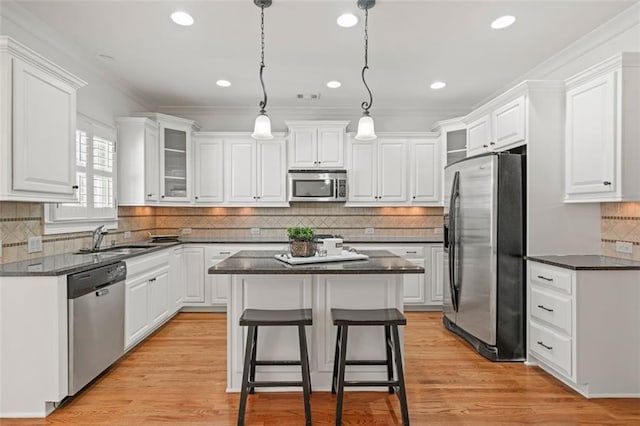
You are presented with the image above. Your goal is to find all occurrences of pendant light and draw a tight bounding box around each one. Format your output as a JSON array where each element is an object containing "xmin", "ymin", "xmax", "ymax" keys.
[
  {"xmin": 251, "ymin": 0, "xmax": 274, "ymax": 140},
  {"xmin": 354, "ymin": 0, "xmax": 376, "ymax": 141}
]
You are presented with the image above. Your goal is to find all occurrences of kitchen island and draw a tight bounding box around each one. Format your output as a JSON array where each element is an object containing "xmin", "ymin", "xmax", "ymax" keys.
[{"xmin": 208, "ymin": 250, "xmax": 424, "ymax": 392}]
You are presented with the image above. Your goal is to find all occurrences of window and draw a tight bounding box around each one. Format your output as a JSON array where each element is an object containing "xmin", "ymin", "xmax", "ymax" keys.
[{"xmin": 44, "ymin": 114, "xmax": 118, "ymax": 234}]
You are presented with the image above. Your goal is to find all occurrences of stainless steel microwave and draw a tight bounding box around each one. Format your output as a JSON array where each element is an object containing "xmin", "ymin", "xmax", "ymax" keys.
[{"xmin": 288, "ymin": 169, "xmax": 347, "ymax": 202}]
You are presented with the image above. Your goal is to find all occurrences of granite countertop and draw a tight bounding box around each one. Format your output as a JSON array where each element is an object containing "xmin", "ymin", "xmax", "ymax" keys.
[
  {"xmin": 527, "ymin": 255, "xmax": 640, "ymax": 270},
  {"xmin": 208, "ymin": 250, "xmax": 425, "ymax": 275},
  {"xmin": 180, "ymin": 236, "xmax": 443, "ymax": 244}
]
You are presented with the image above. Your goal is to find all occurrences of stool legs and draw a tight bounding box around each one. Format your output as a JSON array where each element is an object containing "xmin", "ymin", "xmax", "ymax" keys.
[
  {"xmin": 331, "ymin": 325, "xmax": 342, "ymax": 394},
  {"xmin": 298, "ymin": 325, "xmax": 312, "ymax": 426},
  {"xmin": 249, "ymin": 326, "xmax": 258, "ymax": 394},
  {"xmin": 238, "ymin": 325, "xmax": 256, "ymax": 426},
  {"xmin": 391, "ymin": 325, "xmax": 410, "ymax": 426},
  {"xmin": 385, "ymin": 325, "xmax": 395, "ymax": 395},
  {"xmin": 335, "ymin": 325, "xmax": 349, "ymax": 426}
]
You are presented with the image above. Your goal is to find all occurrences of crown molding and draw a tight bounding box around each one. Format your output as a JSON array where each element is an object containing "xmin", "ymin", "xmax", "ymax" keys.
[{"xmin": 0, "ymin": 1, "xmax": 154, "ymax": 111}]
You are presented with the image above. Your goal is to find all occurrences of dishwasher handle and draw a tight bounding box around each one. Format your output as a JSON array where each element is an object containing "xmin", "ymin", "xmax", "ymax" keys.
[{"xmin": 96, "ymin": 288, "xmax": 110, "ymax": 297}]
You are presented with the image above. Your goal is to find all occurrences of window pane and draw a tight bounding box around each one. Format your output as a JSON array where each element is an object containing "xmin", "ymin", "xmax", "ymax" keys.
[
  {"xmin": 76, "ymin": 130, "xmax": 88, "ymax": 167},
  {"xmin": 93, "ymin": 175, "xmax": 113, "ymax": 209},
  {"xmin": 93, "ymin": 136, "xmax": 114, "ymax": 172}
]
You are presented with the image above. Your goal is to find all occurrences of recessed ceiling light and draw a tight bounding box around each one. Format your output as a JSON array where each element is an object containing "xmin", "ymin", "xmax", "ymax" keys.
[
  {"xmin": 430, "ymin": 81, "xmax": 447, "ymax": 90},
  {"xmin": 491, "ymin": 15, "xmax": 516, "ymax": 29},
  {"xmin": 216, "ymin": 80, "xmax": 231, "ymax": 87},
  {"xmin": 337, "ymin": 13, "xmax": 358, "ymax": 28},
  {"xmin": 171, "ymin": 11, "xmax": 194, "ymax": 26},
  {"xmin": 326, "ymin": 81, "xmax": 342, "ymax": 89}
]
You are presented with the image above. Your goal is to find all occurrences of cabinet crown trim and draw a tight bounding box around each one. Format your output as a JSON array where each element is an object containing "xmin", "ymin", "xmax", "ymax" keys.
[
  {"xmin": 565, "ymin": 52, "xmax": 640, "ymax": 89},
  {"xmin": 0, "ymin": 36, "xmax": 87, "ymax": 88},
  {"xmin": 134, "ymin": 112, "xmax": 201, "ymax": 131},
  {"xmin": 285, "ymin": 120, "xmax": 349, "ymax": 128}
]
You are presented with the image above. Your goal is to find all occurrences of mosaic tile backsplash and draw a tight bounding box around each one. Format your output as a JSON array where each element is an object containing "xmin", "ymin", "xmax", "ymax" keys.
[
  {"xmin": 0, "ymin": 202, "xmax": 443, "ymax": 263},
  {"xmin": 601, "ymin": 202, "xmax": 640, "ymax": 261}
]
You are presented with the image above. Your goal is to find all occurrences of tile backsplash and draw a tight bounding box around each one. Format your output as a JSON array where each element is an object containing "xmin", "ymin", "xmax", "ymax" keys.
[
  {"xmin": 601, "ymin": 202, "xmax": 640, "ymax": 261},
  {"xmin": 0, "ymin": 202, "xmax": 443, "ymax": 263}
]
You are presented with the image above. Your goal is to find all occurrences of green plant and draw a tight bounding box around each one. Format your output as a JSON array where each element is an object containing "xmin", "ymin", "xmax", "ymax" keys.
[{"xmin": 287, "ymin": 226, "xmax": 315, "ymax": 241}]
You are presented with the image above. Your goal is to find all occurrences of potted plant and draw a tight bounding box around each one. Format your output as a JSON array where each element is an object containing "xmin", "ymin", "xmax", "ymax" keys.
[{"xmin": 287, "ymin": 226, "xmax": 317, "ymax": 257}]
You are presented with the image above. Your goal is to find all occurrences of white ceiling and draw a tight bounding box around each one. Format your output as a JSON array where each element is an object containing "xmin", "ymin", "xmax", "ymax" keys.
[{"xmin": 12, "ymin": 0, "xmax": 637, "ymax": 111}]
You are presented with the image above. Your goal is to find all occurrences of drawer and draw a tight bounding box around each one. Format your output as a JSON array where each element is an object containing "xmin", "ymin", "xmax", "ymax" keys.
[
  {"xmin": 530, "ymin": 320, "xmax": 572, "ymax": 377},
  {"xmin": 209, "ymin": 248, "xmax": 239, "ymax": 259},
  {"xmin": 530, "ymin": 286, "xmax": 572, "ymax": 335},
  {"xmin": 530, "ymin": 262, "xmax": 572, "ymax": 294},
  {"xmin": 388, "ymin": 247, "xmax": 425, "ymax": 258},
  {"xmin": 125, "ymin": 249, "xmax": 170, "ymax": 277}
]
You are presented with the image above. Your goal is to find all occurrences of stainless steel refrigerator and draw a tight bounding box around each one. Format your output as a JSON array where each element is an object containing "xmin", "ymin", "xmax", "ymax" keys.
[{"xmin": 443, "ymin": 152, "xmax": 525, "ymax": 361}]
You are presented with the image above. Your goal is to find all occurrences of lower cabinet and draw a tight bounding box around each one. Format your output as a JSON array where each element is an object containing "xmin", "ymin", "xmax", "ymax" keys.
[
  {"xmin": 182, "ymin": 246, "xmax": 206, "ymax": 305},
  {"xmin": 526, "ymin": 260, "xmax": 640, "ymax": 397}
]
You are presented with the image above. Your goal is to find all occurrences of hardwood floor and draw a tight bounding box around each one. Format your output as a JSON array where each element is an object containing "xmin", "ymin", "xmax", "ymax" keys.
[{"xmin": 3, "ymin": 312, "xmax": 638, "ymax": 425}]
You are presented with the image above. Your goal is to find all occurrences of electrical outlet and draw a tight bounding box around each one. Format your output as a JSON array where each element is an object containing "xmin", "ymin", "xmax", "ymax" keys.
[
  {"xmin": 615, "ymin": 241, "xmax": 633, "ymax": 254},
  {"xmin": 250, "ymin": 228, "xmax": 260, "ymax": 235},
  {"xmin": 124, "ymin": 231, "xmax": 132, "ymax": 239},
  {"xmin": 365, "ymin": 228, "xmax": 375, "ymax": 235},
  {"xmin": 434, "ymin": 228, "xmax": 443, "ymax": 234},
  {"xmin": 0, "ymin": 239, "xmax": 3, "ymax": 258},
  {"xmin": 28, "ymin": 236, "xmax": 43, "ymax": 253},
  {"xmin": 181, "ymin": 228, "xmax": 192, "ymax": 235}
]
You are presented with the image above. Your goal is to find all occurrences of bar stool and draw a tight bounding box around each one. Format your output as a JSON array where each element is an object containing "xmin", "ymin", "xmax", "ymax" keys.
[
  {"xmin": 237, "ymin": 308, "xmax": 313, "ymax": 426},
  {"xmin": 330, "ymin": 308, "xmax": 409, "ymax": 426}
]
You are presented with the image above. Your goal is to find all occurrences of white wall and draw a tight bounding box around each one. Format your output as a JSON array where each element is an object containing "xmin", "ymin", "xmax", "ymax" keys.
[{"xmin": 0, "ymin": 2, "xmax": 150, "ymax": 127}]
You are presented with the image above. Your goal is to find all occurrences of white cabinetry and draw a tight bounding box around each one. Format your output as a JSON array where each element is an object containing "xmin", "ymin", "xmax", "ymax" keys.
[
  {"xmin": 193, "ymin": 133, "xmax": 224, "ymax": 203},
  {"xmin": 347, "ymin": 135, "xmax": 408, "ymax": 205},
  {"xmin": 205, "ymin": 246, "xmax": 239, "ymax": 308},
  {"xmin": 182, "ymin": 246, "xmax": 206, "ymax": 305},
  {"xmin": 286, "ymin": 121, "xmax": 349, "ymax": 168},
  {"xmin": 409, "ymin": 136, "xmax": 441, "ymax": 204},
  {"xmin": 0, "ymin": 36, "xmax": 86, "ymax": 202},
  {"xmin": 156, "ymin": 115, "xmax": 198, "ymax": 203},
  {"xmin": 224, "ymin": 134, "xmax": 287, "ymax": 206},
  {"xmin": 465, "ymin": 95, "xmax": 526, "ymax": 157},
  {"xmin": 117, "ymin": 117, "xmax": 159, "ymax": 205},
  {"xmin": 564, "ymin": 52, "xmax": 640, "ymax": 202},
  {"xmin": 124, "ymin": 250, "xmax": 172, "ymax": 351},
  {"xmin": 526, "ymin": 260, "xmax": 640, "ymax": 397},
  {"xmin": 168, "ymin": 246, "xmax": 184, "ymax": 314}
]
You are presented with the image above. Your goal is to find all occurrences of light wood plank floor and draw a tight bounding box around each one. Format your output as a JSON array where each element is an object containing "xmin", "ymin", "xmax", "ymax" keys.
[{"xmin": 3, "ymin": 312, "xmax": 639, "ymax": 425}]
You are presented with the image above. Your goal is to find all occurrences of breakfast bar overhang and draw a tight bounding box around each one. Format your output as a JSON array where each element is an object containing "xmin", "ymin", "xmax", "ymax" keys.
[{"xmin": 208, "ymin": 250, "xmax": 424, "ymax": 392}]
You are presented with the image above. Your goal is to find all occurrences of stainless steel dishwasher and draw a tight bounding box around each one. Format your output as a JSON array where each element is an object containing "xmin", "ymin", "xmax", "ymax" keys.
[{"xmin": 67, "ymin": 261, "xmax": 126, "ymax": 395}]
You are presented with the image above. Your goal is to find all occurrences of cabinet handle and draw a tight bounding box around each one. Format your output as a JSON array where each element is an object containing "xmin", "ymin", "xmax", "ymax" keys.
[
  {"xmin": 412, "ymin": 196, "xmax": 416, "ymax": 199},
  {"xmin": 147, "ymin": 193, "xmax": 153, "ymax": 198},
  {"xmin": 195, "ymin": 196, "xmax": 199, "ymax": 200},
  {"xmin": 483, "ymin": 144, "xmax": 489, "ymax": 148},
  {"xmin": 490, "ymin": 142, "xmax": 495, "ymax": 145},
  {"xmin": 317, "ymin": 161, "xmax": 321, "ymax": 164},
  {"xmin": 161, "ymin": 195, "xmax": 165, "ymax": 198},
  {"xmin": 220, "ymin": 251, "xmax": 231, "ymax": 255},
  {"xmin": 72, "ymin": 185, "xmax": 79, "ymax": 190},
  {"xmin": 603, "ymin": 181, "xmax": 612, "ymax": 186},
  {"xmin": 256, "ymin": 196, "xmax": 261, "ymax": 200},
  {"xmin": 537, "ymin": 304, "xmax": 554, "ymax": 313},
  {"xmin": 536, "ymin": 341, "xmax": 553, "ymax": 351},
  {"xmin": 149, "ymin": 278, "xmax": 156, "ymax": 282},
  {"xmin": 537, "ymin": 275, "xmax": 553, "ymax": 282},
  {"xmin": 406, "ymin": 251, "xmax": 417, "ymax": 254}
]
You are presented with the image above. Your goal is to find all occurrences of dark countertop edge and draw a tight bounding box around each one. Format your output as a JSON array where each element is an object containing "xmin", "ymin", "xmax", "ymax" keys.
[
  {"xmin": 207, "ymin": 268, "xmax": 425, "ymax": 275},
  {"xmin": 179, "ymin": 238, "xmax": 444, "ymax": 244},
  {"xmin": 526, "ymin": 255, "xmax": 640, "ymax": 271}
]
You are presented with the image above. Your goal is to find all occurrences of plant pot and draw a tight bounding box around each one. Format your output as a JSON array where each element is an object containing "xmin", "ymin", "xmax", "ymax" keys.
[{"xmin": 289, "ymin": 239, "xmax": 317, "ymax": 257}]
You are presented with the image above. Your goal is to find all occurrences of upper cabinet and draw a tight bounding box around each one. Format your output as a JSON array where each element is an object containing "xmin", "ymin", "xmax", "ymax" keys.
[
  {"xmin": 286, "ymin": 121, "xmax": 349, "ymax": 169},
  {"xmin": 193, "ymin": 133, "xmax": 224, "ymax": 204},
  {"xmin": 0, "ymin": 37, "xmax": 86, "ymax": 202},
  {"xmin": 564, "ymin": 52, "xmax": 640, "ymax": 203},
  {"xmin": 224, "ymin": 134, "xmax": 288, "ymax": 206},
  {"xmin": 465, "ymin": 95, "xmax": 526, "ymax": 157}
]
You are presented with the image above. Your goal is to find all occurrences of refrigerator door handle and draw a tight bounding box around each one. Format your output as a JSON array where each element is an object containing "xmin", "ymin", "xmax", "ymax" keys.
[{"xmin": 448, "ymin": 171, "xmax": 460, "ymax": 312}]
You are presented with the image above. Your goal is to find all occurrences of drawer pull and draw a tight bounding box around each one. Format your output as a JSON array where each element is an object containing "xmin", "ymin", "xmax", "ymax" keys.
[
  {"xmin": 537, "ymin": 341, "xmax": 553, "ymax": 351},
  {"xmin": 537, "ymin": 304, "xmax": 554, "ymax": 312},
  {"xmin": 406, "ymin": 251, "xmax": 417, "ymax": 254},
  {"xmin": 220, "ymin": 251, "xmax": 231, "ymax": 255},
  {"xmin": 537, "ymin": 275, "xmax": 553, "ymax": 282}
]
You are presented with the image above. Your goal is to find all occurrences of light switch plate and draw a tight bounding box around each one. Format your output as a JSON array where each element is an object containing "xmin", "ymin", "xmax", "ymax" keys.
[
  {"xmin": 28, "ymin": 236, "xmax": 43, "ymax": 253},
  {"xmin": 250, "ymin": 228, "xmax": 260, "ymax": 235},
  {"xmin": 124, "ymin": 231, "xmax": 132, "ymax": 239},
  {"xmin": 615, "ymin": 241, "xmax": 633, "ymax": 254},
  {"xmin": 434, "ymin": 228, "xmax": 443, "ymax": 234},
  {"xmin": 181, "ymin": 228, "xmax": 192, "ymax": 235},
  {"xmin": 0, "ymin": 239, "xmax": 3, "ymax": 258},
  {"xmin": 365, "ymin": 228, "xmax": 375, "ymax": 235}
]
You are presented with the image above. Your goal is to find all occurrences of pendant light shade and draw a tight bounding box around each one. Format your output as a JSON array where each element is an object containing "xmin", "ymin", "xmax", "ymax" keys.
[
  {"xmin": 252, "ymin": 0, "xmax": 273, "ymax": 140},
  {"xmin": 354, "ymin": 0, "xmax": 376, "ymax": 141},
  {"xmin": 355, "ymin": 114, "xmax": 376, "ymax": 141},
  {"xmin": 252, "ymin": 113, "xmax": 273, "ymax": 140}
]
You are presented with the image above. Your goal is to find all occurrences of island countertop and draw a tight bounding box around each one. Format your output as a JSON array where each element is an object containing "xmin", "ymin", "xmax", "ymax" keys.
[{"xmin": 208, "ymin": 250, "xmax": 425, "ymax": 274}]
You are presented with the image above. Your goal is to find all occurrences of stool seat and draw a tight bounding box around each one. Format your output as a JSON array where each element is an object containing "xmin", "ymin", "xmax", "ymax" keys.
[
  {"xmin": 239, "ymin": 308, "xmax": 312, "ymax": 326},
  {"xmin": 332, "ymin": 308, "xmax": 406, "ymax": 326}
]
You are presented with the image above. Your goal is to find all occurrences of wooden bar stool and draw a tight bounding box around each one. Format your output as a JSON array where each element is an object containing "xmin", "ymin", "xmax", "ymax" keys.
[
  {"xmin": 237, "ymin": 308, "xmax": 313, "ymax": 426},
  {"xmin": 330, "ymin": 308, "xmax": 409, "ymax": 426}
]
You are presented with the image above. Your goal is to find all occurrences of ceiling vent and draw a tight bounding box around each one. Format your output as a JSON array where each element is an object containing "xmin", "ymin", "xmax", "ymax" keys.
[{"xmin": 297, "ymin": 93, "xmax": 321, "ymax": 100}]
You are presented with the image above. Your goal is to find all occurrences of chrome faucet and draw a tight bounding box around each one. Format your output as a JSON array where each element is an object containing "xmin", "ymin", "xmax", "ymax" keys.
[{"xmin": 92, "ymin": 225, "xmax": 107, "ymax": 251}]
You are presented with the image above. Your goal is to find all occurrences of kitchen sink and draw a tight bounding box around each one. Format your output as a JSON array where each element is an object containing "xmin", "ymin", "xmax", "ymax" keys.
[{"xmin": 74, "ymin": 246, "xmax": 150, "ymax": 255}]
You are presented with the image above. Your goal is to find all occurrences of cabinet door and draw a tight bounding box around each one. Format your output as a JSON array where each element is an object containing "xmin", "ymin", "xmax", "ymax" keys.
[
  {"xmin": 148, "ymin": 269, "xmax": 169, "ymax": 327},
  {"xmin": 410, "ymin": 139, "xmax": 440, "ymax": 203},
  {"xmin": 493, "ymin": 96, "xmax": 526, "ymax": 150},
  {"xmin": 288, "ymin": 128, "xmax": 317, "ymax": 168},
  {"xmin": 169, "ymin": 247, "xmax": 183, "ymax": 313},
  {"xmin": 194, "ymin": 137, "xmax": 224, "ymax": 203},
  {"xmin": 466, "ymin": 115, "xmax": 491, "ymax": 157},
  {"xmin": 348, "ymin": 140, "xmax": 377, "ymax": 202},
  {"xmin": 403, "ymin": 258, "xmax": 426, "ymax": 304},
  {"xmin": 209, "ymin": 257, "xmax": 230, "ymax": 306},
  {"xmin": 565, "ymin": 72, "xmax": 616, "ymax": 197},
  {"xmin": 430, "ymin": 246, "xmax": 444, "ymax": 303},
  {"xmin": 257, "ymin": 139, "xmax": 287, "ymax": 203},
  {"xmin": 183, "ymin": 247, "xmax": 206, "ymax": 304},
  {"xmin": 317, "ymin": 127, "xmax": 344, "ymax": 168},
  {"xmin": 378, "ymin": 139, "xmax": 407, "ymax": 202},
  {"xmin": 225, "ymin": 139, "xmax": 257, "ymax": 203},
  {"xmin": 125, "ymin": 277, "xmax": 149, "ymax": 349},
  {"xmin": 144, "ymin": 124, "xmax": 160, "ymax": 202},
  {"xmin": 12, "ymin": 58, "xmax": 77, "ymax": 197},
  {"xmin": 160, "ymin": 124, "xmax": 190, "ymax": 202}
]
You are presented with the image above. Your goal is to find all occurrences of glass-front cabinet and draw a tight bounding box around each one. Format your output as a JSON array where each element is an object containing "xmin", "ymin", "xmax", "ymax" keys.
[{"xmin": 161, "ymin": 126, "xmax": 189, "ymax": 202}]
